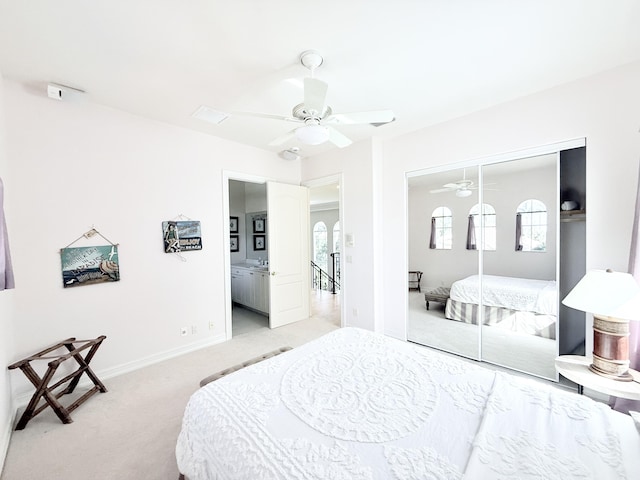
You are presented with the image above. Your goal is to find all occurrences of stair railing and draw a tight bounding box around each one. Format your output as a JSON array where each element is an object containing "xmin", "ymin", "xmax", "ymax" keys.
[{"xmin": 311, "ymin": 255, "xmax": 340, "ymax": 294}]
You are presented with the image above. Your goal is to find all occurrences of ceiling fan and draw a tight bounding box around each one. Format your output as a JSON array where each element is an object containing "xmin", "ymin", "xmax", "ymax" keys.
[
  {"xmin": 430, "ymin": 170, "xmax": 476, "ymax": 197},
  {"xmin": 235, "ymin": 50, "xmax": 395, "ymax": 148}
]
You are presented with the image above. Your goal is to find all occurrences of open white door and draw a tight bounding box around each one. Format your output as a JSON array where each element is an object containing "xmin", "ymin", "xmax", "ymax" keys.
[{"xmin": 267, "ymin": 181, "xmax": 310, "ymax": 328}]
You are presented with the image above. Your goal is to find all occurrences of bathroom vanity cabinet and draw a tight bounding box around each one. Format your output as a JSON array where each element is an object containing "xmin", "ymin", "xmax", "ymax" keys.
[{"xmin": 231, "ymin": 265, "xmax": 270, "ymax": 315}]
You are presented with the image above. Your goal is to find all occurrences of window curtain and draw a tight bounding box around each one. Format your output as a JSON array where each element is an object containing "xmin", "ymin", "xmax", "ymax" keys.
[
  {"xmin": 429, "ymin": 217, "xmax": 436, "ymax": 249},
  {"xmin": 0, "ymin": 177, "xmax": 15, "ymax": 290},
  {"xmin": 611, "ymin": 164, "xmax": 640, "ymax": 414},
  {"xmin": 515, "ymin": 213, "xmax": 523, "ymax": 251},
  {"xmin": 466, "ymin": 215, "xmax": 476, "ymax": 250}
]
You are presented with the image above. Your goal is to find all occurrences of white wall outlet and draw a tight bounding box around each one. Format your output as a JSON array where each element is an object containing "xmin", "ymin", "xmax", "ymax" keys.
[
  {"xmin": 352, "ymin": 308, "xmax": 358, "ymax": 316},
  {"xmin": 180, "ymin": 327, "xmax": 188, "ymax": 336},
  {"xmin": 209, "ymin": 322, "xmax": 215, "ymax": 330},
  {"xmin": 191, "ymin": 325, "xmax": 198, "ymax": 334}
]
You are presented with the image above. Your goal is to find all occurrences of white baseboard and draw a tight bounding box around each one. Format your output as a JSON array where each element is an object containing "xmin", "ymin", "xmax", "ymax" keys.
[
  {"xmin": 0, "ymin": 425, "xmax": 8, "ymax": 476},
  {"xmin": 14, "ymin": 333, "xmax": 227, "ymax": 407},
  {"xmin": 0, "ymin": 401, "xmax": 15, "ymax": 475}
]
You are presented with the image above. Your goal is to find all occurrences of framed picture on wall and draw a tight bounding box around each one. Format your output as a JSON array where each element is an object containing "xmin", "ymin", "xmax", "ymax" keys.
[
  {"xmin": 253, "ymin": 235, "xmax": 266, "ymax": 251},
  {"xmin": 253, "ymin": 218, "xmax": 265, "ymax": 233},
  {"xmin": 230, "ymin": 216, "xmax": 239, "ymax": 233},
  {"xmin": 60, "ymin": 245, "xmax": 120, "ymax": 288},
  {"xmin": 230, "ymin": 235, "xmax": 239, "ymax": 252},
  {"xmin": 162, "ymin": 220, "xmax": 202, "ymax": 253}
]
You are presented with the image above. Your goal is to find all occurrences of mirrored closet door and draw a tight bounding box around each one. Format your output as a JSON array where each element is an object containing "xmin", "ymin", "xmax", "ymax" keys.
[
  {"xmin": 480, "ymin": 155, "xmax": 558, "ymax": 379},
  {"xmin": 407, "ymin": 142, "xmax": 586, "ymax": 380},
  {"xmin": 407, "ymin": 166, "xmax": 480, "ymax": 361}
]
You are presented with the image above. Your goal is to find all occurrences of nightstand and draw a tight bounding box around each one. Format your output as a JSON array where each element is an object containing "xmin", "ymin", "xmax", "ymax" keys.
[{"xmin": 555, "ymin": 355, "xmax": 640, "ymax": 400}]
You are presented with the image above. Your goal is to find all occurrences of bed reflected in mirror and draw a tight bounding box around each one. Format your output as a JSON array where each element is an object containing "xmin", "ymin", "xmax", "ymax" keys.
[{"xmin": 407, "ymin": 166, "xmax": 480, "ymax": 360}]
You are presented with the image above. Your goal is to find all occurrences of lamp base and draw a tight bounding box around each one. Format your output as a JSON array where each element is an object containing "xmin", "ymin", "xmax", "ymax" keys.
[
  {"xmin": 588, "ymin": 363, "xmax": 634, "ymax": 382},
  {"xmin": 590, "ymin": 315, "xmax": 632, "ymax": 382}
]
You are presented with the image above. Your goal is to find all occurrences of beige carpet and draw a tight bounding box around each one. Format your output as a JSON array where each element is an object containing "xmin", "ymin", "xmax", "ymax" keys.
[{"xmin": 1, "ymin": 314, "xmax": 339, "ymax": 480}]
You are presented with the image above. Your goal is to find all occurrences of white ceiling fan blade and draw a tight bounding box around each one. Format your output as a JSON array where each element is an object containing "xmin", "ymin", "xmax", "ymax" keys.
[
  {"xmin": 233, "ymin": 111, "xmax": 300, "ymax": 123},
  {"xmin": 430, "ymin": 188, "xmax": 454, "ymax": 194},
  {"xmin": 327, "ymin": 126, "xmax": 352, "ymax": 148},
  {"xmin": 268, "ymin": 130, "xmax": 296, "ymax": 147},
  {"xmin": 304, "ymin": 77, "xmax": 328, "ymax": 115},
  {"xmin": 325, "ymin": 110, "xmax": 395, "ymax": 125},
  {"xmin": 441, "ymin": 183, "xmax": 460, "ymax": 189}
]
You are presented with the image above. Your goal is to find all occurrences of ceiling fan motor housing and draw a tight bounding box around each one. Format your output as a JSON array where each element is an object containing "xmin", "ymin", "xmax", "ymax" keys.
[
  {"xmin": 292, "ymin": 103, "xmax": 331, "ymax": 122},
  {"xmin": 300, "ymin": 50, "xmax": 323, "ymax": 71}
]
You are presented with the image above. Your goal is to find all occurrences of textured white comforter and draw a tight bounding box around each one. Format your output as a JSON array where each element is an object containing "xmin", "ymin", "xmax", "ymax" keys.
[
  {"xmin": 449, "ymin": 274, "xmax": 558, "ymax": 315},
  {"xmin": 176, "ymin": 327, "xmax": 639, "ymax": 479}
]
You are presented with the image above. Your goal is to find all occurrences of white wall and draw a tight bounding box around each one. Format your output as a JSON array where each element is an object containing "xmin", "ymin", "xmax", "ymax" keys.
[
  {"xmin": 302, "ymin": 141, "xmax": 379, "ymax": 330},
  {"xmin": 381, "ymin": 61, "xmax": 640, "ymax": 340},
  {"xmin": 0, "ymin": 72, "xmax": 16, "ymax": 474},
  {"xmin": 2, "ymin": 79, "xmax": 300, "ymax": 398}
]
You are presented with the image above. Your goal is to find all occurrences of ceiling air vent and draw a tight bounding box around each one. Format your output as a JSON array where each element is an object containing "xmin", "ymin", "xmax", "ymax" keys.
[
  {"xmin": 192, "ymin": 105, "xmax": 229, "ymax": 125},
  {"xmin": 370, "ymin": 117, "xmax": 396, "ymax": 127}
]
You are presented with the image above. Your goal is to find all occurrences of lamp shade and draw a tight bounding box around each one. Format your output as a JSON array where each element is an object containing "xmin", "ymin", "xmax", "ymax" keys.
[
  {"xmin": 295, "ymin": 124, "xmax": 329, "ymax": 145},
  {"xmin": 562, "ymin": 269, "xmax": 640, "ymax": 319},
  {"xmin": 607, "ymin": 291, "xmax": 640, "ymax": 321}
]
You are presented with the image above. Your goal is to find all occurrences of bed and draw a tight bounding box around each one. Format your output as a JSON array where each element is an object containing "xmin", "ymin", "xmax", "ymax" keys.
[
  {"xmin": 175, "ymin": 327, "xmax": 640, "ymax": 479},
  {"xmin": 445, "ymin": 274, "xmax": 557, "ymax": 339}
]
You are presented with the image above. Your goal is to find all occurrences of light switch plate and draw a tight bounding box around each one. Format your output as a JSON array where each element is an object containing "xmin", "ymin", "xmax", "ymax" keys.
[{"xmin": 345, "ymin": 233, "xmax": 355, "ymax": 247}]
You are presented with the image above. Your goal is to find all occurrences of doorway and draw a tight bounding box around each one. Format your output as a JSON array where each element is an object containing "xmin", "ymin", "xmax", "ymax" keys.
[
  {"xmin": 308, "ymin": 177, "xmax": 343, "ymax": 328},
  {"xmin": 225, "ymin": 174, "xmax": 314, "ymax": 339},
  {"xmin": 224, "ymin": 173, "xmax": 341, "ymax": 339},
  {"xmin": 229, "ymin": 179, "xmax": 270, "ymax": 336}
]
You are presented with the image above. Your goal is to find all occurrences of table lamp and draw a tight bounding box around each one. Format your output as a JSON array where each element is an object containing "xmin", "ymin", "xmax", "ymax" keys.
[{"xmin": 562, "ymin": 269, "xmax": 640, "ymax": 381}]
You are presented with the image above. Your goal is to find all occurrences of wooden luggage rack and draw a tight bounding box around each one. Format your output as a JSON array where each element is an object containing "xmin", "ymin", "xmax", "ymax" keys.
[{"xmin": 8, "ymin": 336, "xmax": 107, "ymax": 430}]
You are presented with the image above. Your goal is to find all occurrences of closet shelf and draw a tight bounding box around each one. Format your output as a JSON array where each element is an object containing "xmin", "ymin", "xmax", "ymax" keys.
[{"xmin": 560, "ymin": 209, "xmax": 585, "ymax": 222}]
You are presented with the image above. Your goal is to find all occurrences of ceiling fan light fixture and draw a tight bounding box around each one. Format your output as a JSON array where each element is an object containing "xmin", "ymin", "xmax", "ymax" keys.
[
  {"xmin": 295, "ymin": 124, "xmax": 330, "ymax": 145},
  {"xmin": 456, "ymin": 188, "xmax": 472, "ymax": 198}
]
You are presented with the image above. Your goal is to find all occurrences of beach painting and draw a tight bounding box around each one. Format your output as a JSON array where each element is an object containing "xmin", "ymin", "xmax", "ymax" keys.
[
  {"xmin": 162, "ymin": 220, "xmax": 202, "ymax": 253},
  {"xmin": 61, "ymin": 245, "xmax": 120, "ymax": 288}
]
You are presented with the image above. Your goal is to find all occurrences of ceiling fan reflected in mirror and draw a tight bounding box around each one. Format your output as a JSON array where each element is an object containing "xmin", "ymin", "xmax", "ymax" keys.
[
  {"xmin": 430, "ymin": 169, "xmax": 476, "ymax": 197},
  {"xmin": 234, "ymin": 50, "xmax": 395, "ymax": 148},
  {"xmin": 430, "ymin": 170, "xmax": 498, "ymax": 197}
]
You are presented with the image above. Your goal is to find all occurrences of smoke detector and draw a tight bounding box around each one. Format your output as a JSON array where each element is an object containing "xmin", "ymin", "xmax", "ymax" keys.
[
  {"xmin": 47, "ymin": 83, "xmax": 85, "ymax": 101},
  {"xmin": 279, "ymin": 147, "xmax": 301, "ymax": 161}
]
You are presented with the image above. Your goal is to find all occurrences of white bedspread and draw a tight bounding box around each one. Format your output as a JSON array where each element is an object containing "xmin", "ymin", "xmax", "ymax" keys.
[
  {"xmin": 176, "ymin": 327, "xmax": 639, "ymax": 479},
  {"xmin": 449, "ymin": 274, "xmax": 558, "ymax": 315}
]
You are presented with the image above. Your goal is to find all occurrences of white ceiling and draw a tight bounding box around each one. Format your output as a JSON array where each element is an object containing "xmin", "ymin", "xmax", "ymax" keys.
[{"xmin": 1, "ymin": 1, "xmax": 640, "ymax": 159}]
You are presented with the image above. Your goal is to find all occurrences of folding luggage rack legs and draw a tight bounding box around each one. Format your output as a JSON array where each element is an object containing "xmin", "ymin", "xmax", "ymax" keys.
[{"xmin": 8, "ymin": 336, "xmax": 107, "ymax": 430}]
